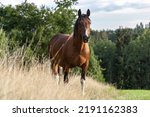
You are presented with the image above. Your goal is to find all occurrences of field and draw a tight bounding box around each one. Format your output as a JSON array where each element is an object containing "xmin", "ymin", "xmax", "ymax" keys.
[
  {"xmin": 0, "ymin": 56, "xmax": 150, "ymax": 100},
  {"xmin": 118, "ymin": 90, "xmax": 150, "ymax": 100},
  {"xmin": 0, "ymin": 57, "xmax": 118, "ymax": 100}
]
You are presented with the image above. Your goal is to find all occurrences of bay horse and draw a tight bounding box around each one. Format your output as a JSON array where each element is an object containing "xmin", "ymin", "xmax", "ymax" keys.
[{"xmin": 48, "ymin": 9, "xmax": 91, "ymax": 95}]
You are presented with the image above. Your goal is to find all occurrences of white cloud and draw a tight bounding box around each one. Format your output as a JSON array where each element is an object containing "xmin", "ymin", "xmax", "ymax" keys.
[
  {"xmin": 0, "ymin": 0, "xmax": 22, "ymax": 6},
  {"xmin": 27, "ymin": 0, "xmax": 55, "ymax": 7},
  {"xmin": 91, "ymin": 7, "xmax": 150, "ymax": 30},
  {"xmin": 76, "ymin": 0, "xmax": 150, "ymax": 13},
  {"xmin": 0, "ymin": 0, "xmax": 55, "ymax": 7}
]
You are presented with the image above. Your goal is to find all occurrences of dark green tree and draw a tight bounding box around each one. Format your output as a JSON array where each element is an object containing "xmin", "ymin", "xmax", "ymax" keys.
[
  {"xmin": 94, "ymin": 39, "xmax": 116, "ymax": 82},
  {"xmin": 123, "ymin": 29, "xmax": 150, "ymax": 89},
  {"xmin": 112, "ymin": 28, "xmax": 131, "ymax": 88}
]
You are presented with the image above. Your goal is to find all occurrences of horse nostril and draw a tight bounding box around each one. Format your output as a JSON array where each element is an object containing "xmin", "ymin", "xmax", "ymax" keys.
[
  {"xmin": 82, "ymin": 35, "xmax": 89, "ymax": 43},
  {"xmin": 83, "ymin": 35, "xmax": 88, "ymax": 40}
]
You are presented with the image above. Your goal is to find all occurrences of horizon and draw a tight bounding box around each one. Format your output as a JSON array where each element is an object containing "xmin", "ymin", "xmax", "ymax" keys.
[{"xmin": 0, "ymin": 0, "xmax": 150, "ymax": 30}]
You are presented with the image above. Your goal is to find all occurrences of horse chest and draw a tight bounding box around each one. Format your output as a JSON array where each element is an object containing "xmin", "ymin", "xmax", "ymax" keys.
[
  {"xmin": 78, "ymin": 55, "xmax": 87, "ymax": 65},
  {"xmin": 62, "ymin": 43, "xmax": 90, "ymax": 67},
  {"xmin": 72, "ymin": 53, "xmax": 89, "ymax": 67}
]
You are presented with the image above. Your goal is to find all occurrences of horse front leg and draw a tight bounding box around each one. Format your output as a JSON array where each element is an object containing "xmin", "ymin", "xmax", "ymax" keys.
[
  {"xmin": 81, "ymin": 61, "xmax": 89, "ymax": 95},
  {"xmin": 81, "ymin": 64, "xmax": 88, "ymax": 96},
  {"xmin": 81, "ymin": 69, "xmax": 85, "ymax": 96},
  {"xmin": 64, "ymin": 67, "xmax": 69, "ymax": 83}
]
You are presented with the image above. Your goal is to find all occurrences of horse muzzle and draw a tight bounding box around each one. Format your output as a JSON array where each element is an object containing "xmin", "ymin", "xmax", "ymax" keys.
[{"xmin": 82, "ymin": 35, "xmax": 89, "ymax": 43}]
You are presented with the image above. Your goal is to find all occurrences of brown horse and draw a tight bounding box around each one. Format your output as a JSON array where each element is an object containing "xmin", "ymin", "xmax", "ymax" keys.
[{"xmin": 48, "ymin": 9, "xmax": 91, "ymax": 95}]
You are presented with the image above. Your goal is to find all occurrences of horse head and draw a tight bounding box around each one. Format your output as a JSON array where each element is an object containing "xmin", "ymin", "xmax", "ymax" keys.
[{"xmin": 74, "ymin": 9, "xmax": 91, "ymax": 43}]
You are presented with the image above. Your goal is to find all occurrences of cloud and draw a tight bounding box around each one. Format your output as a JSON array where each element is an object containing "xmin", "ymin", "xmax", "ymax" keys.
[
  {"xmin": 76, "ymin": 0, "xmax": 150, "ymax": 13},
  {"xmin": 0, "ymin": 0, "xmax": 55, "ymax": 7},
  {"xmin": 2, "ymin": 0, "xmax": 150, "ymax": 13},
  {"xmin": 97, "ymin": 2, "xmax": 150, "ymax": 12},
  {"xmin": 0, "ymin": 0, "xmax": 22, "ymax": 6},
  {"xmin": 27, "ymin": 0, "xmax": 55, "ymax": 7}
]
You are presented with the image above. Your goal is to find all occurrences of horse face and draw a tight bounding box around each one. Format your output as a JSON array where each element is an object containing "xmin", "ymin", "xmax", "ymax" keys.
[{"xmin": 78, "ymin": 9, "xmax": 91, "ymax": 43}]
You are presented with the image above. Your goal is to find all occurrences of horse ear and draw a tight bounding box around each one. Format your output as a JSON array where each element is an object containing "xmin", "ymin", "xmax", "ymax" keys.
[
  {"xmin": 78, "ymin": 9, "xmax": 81, "ymax": 17},
  {"xmin": 87, "ymin": 9, "xmax": 90, "ymax": 17}
]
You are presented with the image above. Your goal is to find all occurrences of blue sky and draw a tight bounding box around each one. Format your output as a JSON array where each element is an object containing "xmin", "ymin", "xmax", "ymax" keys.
[{"xmin": 1, "ymin": 0, "xmax": 150, "ymax": 30}]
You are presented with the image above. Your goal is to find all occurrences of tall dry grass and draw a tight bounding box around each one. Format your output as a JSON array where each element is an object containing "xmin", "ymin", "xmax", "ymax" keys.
[{"xmin": 0, "ymin": 50, "xmax": 118, "ymax": 100}]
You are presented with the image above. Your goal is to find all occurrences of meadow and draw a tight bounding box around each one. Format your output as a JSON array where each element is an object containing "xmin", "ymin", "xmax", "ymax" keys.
[
  {"xmin": 0, "ymin": 55, "xmax": 118, "ymax": 100},
  {"xmin": 0, "ymin": 54, "xmax": 149, "ymax": 100}
]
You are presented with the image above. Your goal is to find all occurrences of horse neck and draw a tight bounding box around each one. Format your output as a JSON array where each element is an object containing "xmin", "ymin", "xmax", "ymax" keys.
[{"xmin": 73, "ymin": 34, "xmax": 86, "ymax": 52}]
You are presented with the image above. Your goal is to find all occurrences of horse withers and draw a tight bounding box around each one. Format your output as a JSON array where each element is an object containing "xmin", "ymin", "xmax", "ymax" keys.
[{"xmin": 48, "ymin": 9, "xmax": 91, "ymax": 95}]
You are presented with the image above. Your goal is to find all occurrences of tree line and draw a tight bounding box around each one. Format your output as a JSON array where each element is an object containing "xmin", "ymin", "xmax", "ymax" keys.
[{"xmin": 92, "ymin": 25, "xmax": 150, "ymax": 89}]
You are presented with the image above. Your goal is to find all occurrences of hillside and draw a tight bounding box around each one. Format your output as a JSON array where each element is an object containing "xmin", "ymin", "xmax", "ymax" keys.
[{"xmin": 0, "ymin": 59, "xmax": 118, "ymax": 100}]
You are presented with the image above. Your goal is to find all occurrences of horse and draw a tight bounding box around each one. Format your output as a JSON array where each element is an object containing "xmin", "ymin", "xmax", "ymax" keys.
[{"xmin": 48, "ymin": 9, "xmax": 91, "ymax": 95}]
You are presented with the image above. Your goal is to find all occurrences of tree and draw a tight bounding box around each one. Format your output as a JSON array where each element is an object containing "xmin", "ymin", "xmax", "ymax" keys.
[
  {"xmin": 93, "ymin": 39, "xmax": 116, "ymax": 82},
  {"xmin": 0, "ymin": 0, "xmax": 77, "ymax": 60},
  {"xmin": 109, "ymin": 28, "xmax": 132, "ymax": 88},
  {"xmin": 52, "ymin": 0, "xmax": 77, "ymax": 33},
  {"xmin": 123, "ymin": 29, "xmax": 150, "ymax": 89}
]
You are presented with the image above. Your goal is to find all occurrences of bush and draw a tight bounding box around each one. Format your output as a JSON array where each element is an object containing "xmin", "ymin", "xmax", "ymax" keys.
[{"xmin": 88, "ymin": 47, "xmax": 104, "ymax": 82}]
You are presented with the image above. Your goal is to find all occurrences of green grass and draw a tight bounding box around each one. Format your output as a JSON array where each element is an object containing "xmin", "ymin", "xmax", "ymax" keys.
[{"xmin": 117, "ymin": 90, "xmax": 150, "ymax": 100}]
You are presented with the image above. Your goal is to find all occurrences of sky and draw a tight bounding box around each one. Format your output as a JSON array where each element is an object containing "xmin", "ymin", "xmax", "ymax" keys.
[{"xmin": 0, "ymin": 0, "xmax": 150, "ymax": 30}]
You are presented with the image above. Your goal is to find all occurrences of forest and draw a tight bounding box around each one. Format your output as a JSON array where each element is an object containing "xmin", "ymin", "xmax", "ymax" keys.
[{"xmin": 0, "ymin": 0, "xmax": 150, "ymax": 90}]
